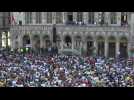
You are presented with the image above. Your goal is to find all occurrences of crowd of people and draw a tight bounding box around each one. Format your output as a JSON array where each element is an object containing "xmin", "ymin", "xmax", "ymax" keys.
[{"xmin": 0, "ymin": 49, "xmax": 134, "ymax": 87}]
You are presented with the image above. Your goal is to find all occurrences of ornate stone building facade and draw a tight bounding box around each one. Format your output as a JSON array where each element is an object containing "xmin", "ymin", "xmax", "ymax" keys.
[
  {"xmin": 8, "ymin": 12, "xmax": 134, "ymax": 58},
  {"xmin": 0, "ymin": 12, "xmax": 10, "ymax": 48}
]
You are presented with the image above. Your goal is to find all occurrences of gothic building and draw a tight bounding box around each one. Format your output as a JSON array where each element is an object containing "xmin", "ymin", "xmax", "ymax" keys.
[{"xmin": 6, "ymin": 12, "xmax": 134, "ymax": 58}]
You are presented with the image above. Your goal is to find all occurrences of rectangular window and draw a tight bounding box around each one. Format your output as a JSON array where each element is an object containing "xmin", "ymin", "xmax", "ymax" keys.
[
  {"xmin": 66, "ymin": 12, "xmax": 73, "ymax": 24},
  {"xmin": 98, "ymin": 12, "xmax": 105, "ymax": 25},
  {"xmin": 101, "ymin": 12, "xmax": 105, "ymax": 24},
  {"xmin": 88, "ymin": 12, "xmax": 94, "ymax": 24},
  {"xmin": 25, "ymin": 12, "xmax": 32, "ymax": 24},
  {"xmin": 19, "ymin": 20, "xmax": 22, "ymax": 25},
  {"xmin": 47, "ymin": 12, "xmax": 52, "ymax": 24},
  {"xmin": 121, "ymin": 12, "xmax": 128, "ymax": 26},
  {"xmin": 77, "ymin": 12, "xmax": 83, "ymax": 22},
  {"xmin": 110, "ymin": 12, "xmax": 117, "ymax": 24},
  {"xmin": 36, "ymin": 12, "xmax": 42, "ymax": 24},
  {"xmin": 56, "ymin": 12, "xmax": 63, "ymax": 24}
]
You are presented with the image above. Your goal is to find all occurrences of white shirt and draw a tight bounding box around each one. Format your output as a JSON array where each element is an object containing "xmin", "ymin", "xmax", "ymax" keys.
[
  {"xmin": 16, "ymin": 84, "xmax": 23, "ymax": 87},
  {"xmin": 80, "ymin": 83, "xmax": 86, "ymax": 87},
  {"xmin": 41, "ymin": 84, "xmax": 46, "ymax": 87},
  {"xmin": 12, "ymin": 80, "xmax": 17, "ymax": 86}
]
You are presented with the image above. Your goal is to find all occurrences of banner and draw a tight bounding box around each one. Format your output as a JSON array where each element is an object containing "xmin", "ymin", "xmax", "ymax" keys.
[{"xmin": 8, "ymin": 15, "xmax": 17, "ymax": 25}]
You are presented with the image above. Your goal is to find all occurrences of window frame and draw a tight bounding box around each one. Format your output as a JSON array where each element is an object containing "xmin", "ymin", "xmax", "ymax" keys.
[
  {"xmin": 46, "ymin": 12, "xmax": 53, "ymax": 24},
  {"xmin": 76, "ymin": 12, "xmax": 83, "ymax": 22},
  {"xmin": 88, "ymin": 12, "xmax": 95, "ymax": 25},
  {"xmin": 110, "ymin": 12, "xmax": 117, "ymax": 25},
  {"xmin": 35, "ymin": 12, "xmax": 42, "ymax": 24},
  {"xmin": 25, "ymin": 12, "xmax": 33, "ymax": 24},
  {"xmin": 55, "ymin": 12, "xmax": 63, "ymax": 24}
]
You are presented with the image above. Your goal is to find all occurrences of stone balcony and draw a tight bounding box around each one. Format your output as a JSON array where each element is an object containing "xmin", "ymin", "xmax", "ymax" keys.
[{"xmin": 10, "ymin": 24, "xmax": 130, "ymax": 34}]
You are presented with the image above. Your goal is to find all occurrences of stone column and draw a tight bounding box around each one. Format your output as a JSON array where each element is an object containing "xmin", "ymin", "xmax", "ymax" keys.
[
  {"xmin": 83, "ymin": 12, "xmax": 88, "ymax": 24},
  {"xmin": 29, "ymin": 33, "xmax": 33, "ymax": 49},
  {"xmin": 105, "ymin": 38, "xmax": 108, "ymax": 57},
  {"xmin": 21, "ymin": 12, "xmax": 25, "ymax": 25},
  {"xmin": 72, "ymin": 33, "xmax": 74, "ymax": 50},
  {"xmin": 94, "ymin": 12, "xmax": 99, "ymax": 25},
  {"xmin": 63, "ymin": 12, "xmax": 65, "ymax": 24},
  {"xmin": 64, "ymin": 12, "xmax": 67, "ymax": 24},
  {"xmin": 116, "ymin": 40, "xmax": 120, "ymax": 57},
  {"xmin": 0, "ymin": 31, "xmax": 2, "ymax": 48},
  {"xmin": 5, "ymin": 31, "xmax": 8, "ymax": 48},
  {"xmin": 73, "ymin": 12, "xmax": 77, "ymax": 22},
  {"xmin": 32, "ymin": 12, "xmax": 36, "ymax": 25},
  {"xmin": 18, "ymin": 33, "xmax": 23, "ymax": 48},
  {"xmin": 42, "ymin": 12, "xmax": 46, "ymax": 24},
  {"xmin": 40, "ymin": 34, "xmax": 43, "ymax": 48},
  {"xmin": 94, "ymin": 38, "xmax": 97, "ymax": 56},
  {"xmin": 10, "ymin": 30, "xmax": 16, "ymax": 49},
  {"xmin": 61, "ymin": 33, "xmax": 64, "ymax": 51},
  {"xmin": 49, "ymin": 28, "xmax": 53, "ymax": 47},
  {"xmin": 74, "ymin": 39, "xmax": 76, "ymax": 49},
  {"xmin": 9, "ymin": 30, "xmax": 15, "ymax": 49},
  {"xmin": 105, "ymin": 12, "xmax": 110, "ymax": 25},
  {"xmin": 117, "ymin": 12, "xmax": 121, "ymax": 26},
  {"xmin": 52, "ymin": 12, "xmax": 56, "ymax": 24},
  {"xmin": 80, "ymin": 40, "xmax": 82, "ymax": 55},
  {"xmin": 81, "ymin": 35, "xmax": 86, "ymax": 55},
  {"xmin": 104, "ymin": 12, "xmax": 107, "ymax": 25},
  {"xmin": 128, "ymin": 13, "xmax": 134, "ymax": 58},
  {"xmin": 127, "ymin": 12, "xmax": 131, "ymax": 26}
]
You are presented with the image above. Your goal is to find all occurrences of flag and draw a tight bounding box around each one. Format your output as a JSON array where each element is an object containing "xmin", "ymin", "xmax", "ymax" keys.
[{"xmin": 8, "ymin": 15, "xmax": 17, "ymax": 25}]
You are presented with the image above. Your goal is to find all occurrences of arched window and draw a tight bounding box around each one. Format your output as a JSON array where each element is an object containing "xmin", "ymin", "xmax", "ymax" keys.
[
  {"xmin": 46, "ymin": 12, "xmax": 52, "ymax": 24},
  {"xmin": 56, "ymin": 12, "xmax": 63, "ymax": 24},
  {"xmin": 110, "ymin": 12, "xmax": 117, "ymax": 24},
  {"xmin": 88, "ymin": 12, "xmax": 94, "ymax": 24},
  {"xmin": 25, "ymin": 12, "xmax": 32, "ymax": 24},
  {"xmin": 36, "ymin": 12, "xmax": 42, "ymax": 24},
  {"xmin": 77, "ymin": 12, "xmax": 83, "ymax": 22}
]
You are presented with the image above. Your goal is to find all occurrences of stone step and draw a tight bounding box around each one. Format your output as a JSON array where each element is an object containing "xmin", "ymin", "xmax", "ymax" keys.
[{"xmin": 59, "ymin": 49, "xmax": 81, "ymax": 55}]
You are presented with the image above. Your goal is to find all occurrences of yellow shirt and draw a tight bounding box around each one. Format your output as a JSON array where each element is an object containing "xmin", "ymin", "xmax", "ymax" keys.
[
  {"xmin": 126, "ymin": 76, "xmax": 133, "ymax": 82},
  {"xmin": 0, "ymin": 81, "xmax": 5, "ymax": 87}
]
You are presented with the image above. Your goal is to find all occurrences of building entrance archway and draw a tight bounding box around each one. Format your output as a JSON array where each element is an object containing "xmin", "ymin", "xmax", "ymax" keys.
[
  {"xmin": 86, "ymin": 36, "xmax": 93, "ymax": 56},
  {"xmin": 97, "ymin": 36, "xmax": 105, "ymax": 57},
  {"xmin": 23, "ymin": 35, "xmax": 30, "ymax": 47},
  {"xmin": 43, "ymin": 35, "xmax": 50, "ymax": 49},
  {"xmin": 119, "ymin": 37, "xmax": 128, "ymax": 58},
  {"xmin": 67, "ymin": 12, "xmax": 73, "ymax": 23},
  {"xmin": 108, "ymin": 36, "xmax": 116, "ymax": 58},
  {"xmin": 32, "ymin": 35, "xmax": 40, "ymax": 53},
  {"xmin": 64, "ymin": 35, "xmax": 72, "ymax": 48}
]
